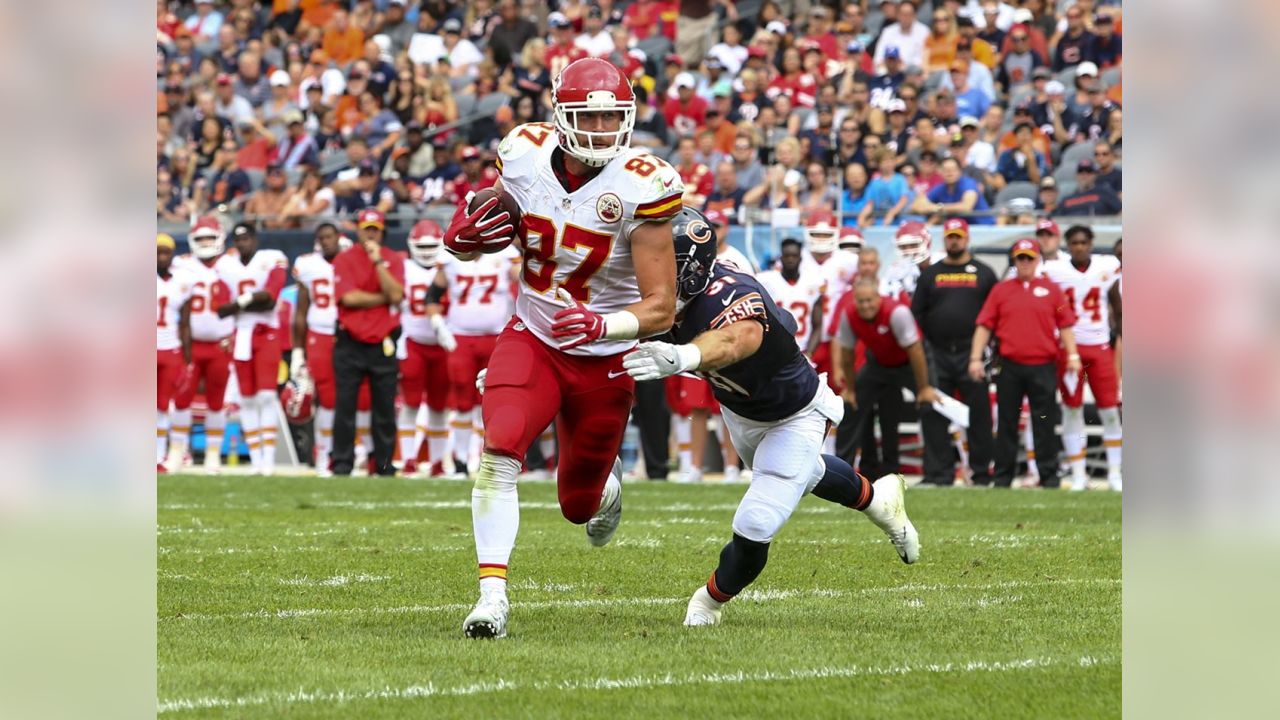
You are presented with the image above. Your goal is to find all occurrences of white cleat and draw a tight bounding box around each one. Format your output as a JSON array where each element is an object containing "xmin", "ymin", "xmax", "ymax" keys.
[
  {"xmin": 723, "ymin": 465, "xmax": 741, "ymax": 484},
  {"xmin": 862, "ymin": 474, "xmax": 921, "ymax": 564},
  {"xmin": 683, "ymin": 586, "xmax": 723, "ymax": 627},
  {"xmin": 166, "ymin": 446, "xmax": 188, "ymax": 473},
  {"xmin": 586, "ymin": 459, "xmax": 623, "ymax": 547},
  {"xmin": 1070, "ymin": 473, "xmax": 1090, "ymax": 492},
  {"xmin": 203, "ymin": 452, "xmax": 221, "ymax": 475},
  {"xmin": 463, "ymin": 592, "xmax": 509, "ymax": 639},
  {"xmin": 674, "ymin": 468, "xmax": 703, "ymax": 484},
  {"xmin": 1108, "ymin": 472, "xmax": 1123, "ymax": 492}
]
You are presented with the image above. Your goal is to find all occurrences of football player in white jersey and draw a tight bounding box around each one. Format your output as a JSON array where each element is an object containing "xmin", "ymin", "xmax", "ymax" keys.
[
  {"xmin": 215, "ymin": 222, "xmax": 288, "ymax": 475},
  {"xmin": 881, "ymin": 221, "xmax": 948, "ymax": 302},
  {"xmin": 157, "ymin": 234, "xmax": 194, "ymax": 473},
  {"xmin": 397, "ymin": 220, "xmax": 456, "ymax": 478},
  {"xmin": 1042, "ymin": 225, "xmax": 1123, "ymax": 491},
  {"xmin": 170, "ymin": 217, "xmax": 236, "ymax": 473},
  {"xmin": 759, "ymin": 238, "xmax": 827, "ymax": 358},
  {"xmin": 443, "ymin": 58, "xmax": 682, "ymax": 639},
  {"xmin": 796, "ymin": 211, "xmax": 857, "ymax": 451},
  {"xmin": 426, "ymin": 235, "xmax": 519, "ymax": 476},
  {"xmin": 292, "ymin": 223, "xmax": 376, "ymax": 475}
]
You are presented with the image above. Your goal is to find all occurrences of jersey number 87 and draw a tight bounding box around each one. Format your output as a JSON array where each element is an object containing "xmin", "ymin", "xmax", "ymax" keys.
[{"xmin": 521, "ymin": 214, "xmax": 613, "ymax": 302}]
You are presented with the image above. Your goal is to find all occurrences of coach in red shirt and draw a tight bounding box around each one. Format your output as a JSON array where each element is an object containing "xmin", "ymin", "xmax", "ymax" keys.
[
  {"xmin": 970, "ymin": 238, "xmax": 1082, "ymax": 487},
  {"xmin": 836, "ymin": 278, "xmax": 939, "ymax": 478},
  {"xmin": 331, "ymin": 208, "xmax": 405, "ymax": 476}
]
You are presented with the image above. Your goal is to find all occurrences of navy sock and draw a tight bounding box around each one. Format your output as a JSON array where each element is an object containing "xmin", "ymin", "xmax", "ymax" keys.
[
  {"xmin": 811, "ymin": 453, "xmax": 874, "ymax": 510},
  {"xmin": 708, "ymin": 533, "xmax": 770, "ymax": 602}
]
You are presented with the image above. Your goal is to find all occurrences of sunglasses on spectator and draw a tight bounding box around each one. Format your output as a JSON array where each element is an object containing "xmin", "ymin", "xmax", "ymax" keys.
[
  {"xmin": 1012, "ymin": 34, "xmax": 1028, "ymax": 41},
  {"xmin": 1095, "ymin": 150, "xmax": 1112, "ymax": 157},
  {"xmin": 933, "ymin": 16, "xmax": 950, "ymax": 23}
]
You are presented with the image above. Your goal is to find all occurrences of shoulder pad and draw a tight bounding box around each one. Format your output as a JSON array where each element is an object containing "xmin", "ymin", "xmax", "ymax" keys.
[
  {"xmin": 496, "ymin": 122, "xmax": 556, "ymax": 175},
  {"xmin": 618, "ymin": 150, "xmax": 684, "ymax": 221}
]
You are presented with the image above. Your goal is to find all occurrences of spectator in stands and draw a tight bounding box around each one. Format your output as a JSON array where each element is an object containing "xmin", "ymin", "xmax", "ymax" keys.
[
  {"xmin": 882, "ymin": 100, "xmax": 911, "ymax": 164},
  {"xmin": 1052, "ymin": 3, "xmax": 1096, "ymax": 71},
  {"xmin": 694, "ymin": 129, "xmax": 726, "ymax": 171},
  {"xmin": 576, "ymin": 5, "xmax": 615, "ymax": 58},
  {"xmin": 950, "ymin": 60, "xmax": 991, "ymax": 120},
  {"xmin": 841, "ymin": 163, "xmax": 870, "ymax": 224},
  {"xmin": 1093, "ymin": 14, "xmax": 1122, "ymax": 69},
  {"xmin": 976, "ymin": 3, "xmax": 1008, "ymax": 53},
  {"xmin": 998, "ymin": 24, "xmax": 1046, "ymax": 93},
  {"xmin": 156, "ymin": 169, "xmax": 190, "ymax": 223},
  {"xmin": 946, "ymin": 38, "xmax": 996, "ymax": 101},
  {"xmin": 955, "ymin": 16, "xmax": 996, "ymax": 70},
  {"xmin": 675, "ymin": 136, "xmax": 714, "ymax": 208},
  {"xmin": 705, "ymin": 161, "xmax": 747, "ymax": 221},
  {"xmin": 262, "ymin": 70, "xmax": 298, "ymax": 132},
  {"xmin": 488, "ymin": 0, "xmax": 538, "ymax": 69},
  {"xmin": 955, "ymin": 114, "xmax": 997, "ymax": 177},
  {"xmin": 833, "ymin": 116, "xmax": 868, "ymax": 169},
  {"xmin": 924, "ymin": 6, "xmax": 958, "ymax": 74},
  {"xmin": 201, "ymin": 137, "xmax": 252, "ymax": 211},
  {"xmin": 1054, "ymin": 159, "xmax": 1122, "ymax": 217},
  {"xmin": 214, "ymin": 73, "xmax": 254, "ymax": 125},
  {"xmin": 185, "ymin": 0, "xmax": 224, "ymax": 45},
  {"xmin": 422, "ymin": 139, "xmax": 460, "ymax": 204},
  {"xmin": 871, "ymin": 45, "xmax": 908, "ymax": 100},
  {"xmin": 1035, "ymin": 176, "xmax": 1060, "ymax": 215},
  {"xmin": 323, "ymin": 9, "xmax": 365, "ymax": 67},
  {"xmin": 1067, "ymin": 60, "xmax": 1099, "ymax": 115},
  {"xmin": 858, "ymin": 149, "xmax": 912, "ymax": 227},
  {"xmin": 381, "ymin": 0, "xmax": 415, "ymax": 56},
  {"xmin": 234, "ymin": 118, "xmax": 276, "ymax": 171},
  {"xmin": 913, "ymin": 156, "xmax": 993, "ymax": 225},
  {"xmin": 873, "ymin": 2, "xmax": 929, "ymax": 72},
  {"xmin": 395, "ymin": 122, "xmax": 435, "ymax": 180},
  {"xmin": 1078, "ymin": 82, "xmax": 1118, "ymax": 142},
  {"xmin": 233, "ymin": 51, "xmax": 270, "ymax": 108},
  {"xmin": 1093, "ymin": 140, "xmax": 1122, "ymax": 195},
  {"xmin": 665, "ymin": 73, "xmax": 708, "ymax": 137},
  {"xmin": 244, "ymin": 165, "xmax": 294, "ymax": 230},
  {"xmin": 799, "ymin": 162, "xmax": 840, "ymax": 213},
  {"xmin": 729, "ymin": 133, "xmax": 765, "ymax": 190},
  {"xmin": 1032, "ymin": 78, "xmax": 1081, "ymax": 145},
  {"xmin": 354, "ymin": 93, "xmax": 403, "ymax": 161},
  {"xmin": 996, "ymin": 122, "xmax": 1047, "ymax": 185},
  {"xmin": 334, "ymin": 162, "xmax": 397, "ymax": 229},
  {"xmin": 275, "ymin": 110, "xmax": 319, "ymax": 171}
]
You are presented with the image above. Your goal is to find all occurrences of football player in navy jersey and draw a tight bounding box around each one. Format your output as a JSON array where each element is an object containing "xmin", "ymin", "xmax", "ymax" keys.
[{"xmin": 622, "ymin": 209, "xmax": 921, "ymax": 627}]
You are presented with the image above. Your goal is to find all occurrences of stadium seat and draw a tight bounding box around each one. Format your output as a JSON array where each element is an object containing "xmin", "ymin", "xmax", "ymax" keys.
[
  {"xmin": 1054, "ymin": 141, "xmax": 1097, "ymax": 183},
  {"xmin": 1056, "ymin": 179, "xmax": 1078, "ymax": 197},
  {"xmin": 1055, "ymin": 67, "xmax": 1077, "ymax": 89},
  {"xmin": 454, "ymin": 92, "xmax": 478, "ymax": 119},
  {"xmin": 318, "ymin": 149, "xmax": 349, "ymax": 176},
  {"xmin": 475, "ymin": 92, "xmax": 511, "ymax": 118},
  {"xmin": 1100, "ymin": 66, "xmax": 1122, "ymax": 89},
  {"xmin": 994, "ymin": 181, "xmax": 1037, "ymax": 207},
  {"xmin": 1008, "ymin": 85, "xmax": 1035, "ymax": 110}
]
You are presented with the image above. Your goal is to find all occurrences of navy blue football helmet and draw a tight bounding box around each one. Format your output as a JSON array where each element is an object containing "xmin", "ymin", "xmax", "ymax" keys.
[{"xmin": 671, "ymin": 207, "xmax": 718, "ymax": 299}]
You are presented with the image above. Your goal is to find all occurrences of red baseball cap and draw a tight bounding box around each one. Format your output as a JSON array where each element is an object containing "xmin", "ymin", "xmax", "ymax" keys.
[
  {"xmin": 704, "ymin": 208, "xmax": 728, "ymax": 227},
  {"xmin": 1035, "ymin": 218, "xmax": 1060, "ymax": 236},
  {"xmin": 1012, "ymin": 238, "xmax": 1040, "ymax": 258},
  {"xmin": 357, "ymin": 208, "xmax": 385, "ymax": 230},
  {"xmin": 460, "ymin": 146, "xmax": 481, "ymax": 161},
  {"xmin": 747, "ymin": 45, "xmax": 768, "ymax": 59},
  {"xmin": 942, "ymin": 217, "xmax": 969, "ymax": 238}
]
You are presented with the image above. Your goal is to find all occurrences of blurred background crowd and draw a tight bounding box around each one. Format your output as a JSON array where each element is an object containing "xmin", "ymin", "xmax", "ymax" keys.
[{"xmin": 157, "ymin": 0, "xmax": 1122, "ymax": 235}]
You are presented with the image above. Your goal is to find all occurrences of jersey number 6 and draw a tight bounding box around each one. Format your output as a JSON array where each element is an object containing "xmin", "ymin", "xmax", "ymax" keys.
[{"xmin": 521, "ymin": 214, "xmax": 613, "ymax": 302}]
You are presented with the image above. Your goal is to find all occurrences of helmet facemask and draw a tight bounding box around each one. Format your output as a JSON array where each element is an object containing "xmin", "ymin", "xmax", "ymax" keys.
[
  {"xmin": 189, "ymin": 230, "xmax": 225, "ymax": 259},
  {"xmin": 553, "ymin": 95, "xmax": 636, "ymax": 167},
  {"xmin": 409, "ymin": 236, "xmax": 442, "ymax": 268},
  {"xmin": 895, "ymin": 235, "xmax": 931, "ymax": 264}
]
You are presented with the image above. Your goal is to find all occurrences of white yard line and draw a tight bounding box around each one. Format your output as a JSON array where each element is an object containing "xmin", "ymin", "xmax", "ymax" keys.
[
  {"xmin": 157, "ymin": 653, "xmax": 1116, "ymax": 714},
  {"xmin": 162, "ymin": 578, "xmax": 1119, "ymax": 622}
]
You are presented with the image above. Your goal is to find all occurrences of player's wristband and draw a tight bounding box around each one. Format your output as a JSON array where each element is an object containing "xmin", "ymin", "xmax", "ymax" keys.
[
  {"xmin": 674, "ymin": 344, "xmax": 702, "ymax": 373},
  {"xmin": 1068, "ymin": 353, "xmax": 1081, "ymax": 361},
  {"xmin": 602, "ymin": 310, "xmax": 641, "ymax": 341},
  {"xmin": 236, "ymin": 292, "xmax": 254, "ymax": 309}
]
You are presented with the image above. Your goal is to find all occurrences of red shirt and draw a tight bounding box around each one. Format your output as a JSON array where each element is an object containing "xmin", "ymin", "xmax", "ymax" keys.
[
  {"xmin": 663, "ymin": 95, "xmax": 708, "ymax": 135},
  {"xmin": 545, "ymin": 42, "xmax": 587, "ymax": 78},
  {"xmin": 844, "ymin": 296, "xmax": 918, "ymax": 367},
  {"xmin": 445, "ymin": 167, "xmax": 499, "ymax": 205},
  {"xmin": 678, "ymin": 162, "xmax": 714, "ymax": 198},
  {"xmin": 333, "ymin": 245, "xmax": 406, "ymax": 343},
  {"xmin": 976, "ymin": 276, "xmax": 1077, "ymax": 364}
]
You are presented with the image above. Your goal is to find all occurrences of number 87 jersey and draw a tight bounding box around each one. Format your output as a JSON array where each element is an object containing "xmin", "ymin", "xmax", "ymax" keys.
[{"xmin": 496, "ymin": 122, "xmax": 684, "ymax": 356}]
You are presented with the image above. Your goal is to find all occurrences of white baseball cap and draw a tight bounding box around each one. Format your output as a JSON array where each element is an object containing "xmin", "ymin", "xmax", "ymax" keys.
[
  {"xmin": 673, "ymin": 72, "xmax": 696, "ymax": 90},
  {"xmin": 1076, "ymin": 61, "xmax": 1099, "ymax": 77},
  {"xmin": 1045, "ymin": 80, "xmax": 1066, "ymax": 95},
  {"xmin": 269, "ymin": 70, "xmax": 291, "ymax": 87}
]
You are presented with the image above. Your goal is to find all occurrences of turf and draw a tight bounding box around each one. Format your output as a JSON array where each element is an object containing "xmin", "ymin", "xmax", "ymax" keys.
[{"xmin": 158, "ymin": 474, "xmax": 1121, "ymax": 719}]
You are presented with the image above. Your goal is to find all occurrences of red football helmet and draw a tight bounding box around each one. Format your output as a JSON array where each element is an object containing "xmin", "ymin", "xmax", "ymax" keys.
[
  {"xmin": 189, "ymin": 216, "xmax": 225, "ymax": 260},
  {"xmin": 552, "ymin": 58, "xmax": 636, "ymax": 167},
  {"xmin": 838, "ymin": 226, "xmax": 864, "ymax": 252},
  {"xmin": 803, "ymin": 210, "xmax": 839, "ymax": 254},
  {"xmin": 281, "ymin": 377, "xmax": 315, "ymax": 425},
  {"xmin": 408, "ymin": 219, "xmax": 444, "ymax": 268},
  {"xmin": 895, "ymin": 221, "xmax": 932, "ymax": 264}
]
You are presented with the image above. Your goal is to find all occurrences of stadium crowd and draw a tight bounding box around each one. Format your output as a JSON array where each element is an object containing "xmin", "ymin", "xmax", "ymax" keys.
[{"xmin": 157, "ymin": 0, "xmax": 1122, "ymax": 488}]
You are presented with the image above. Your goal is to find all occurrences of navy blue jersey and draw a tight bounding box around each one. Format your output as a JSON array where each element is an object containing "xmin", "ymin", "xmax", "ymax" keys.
[{"xmin": 670, "ymin": 264, "xmax": 820, "ymax": 422}]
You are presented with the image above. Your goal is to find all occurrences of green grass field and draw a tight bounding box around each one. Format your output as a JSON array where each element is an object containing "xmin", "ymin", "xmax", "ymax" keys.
[{"xmin": 158, "ymin": 474, "xmax": 1121, "ymax": 719}]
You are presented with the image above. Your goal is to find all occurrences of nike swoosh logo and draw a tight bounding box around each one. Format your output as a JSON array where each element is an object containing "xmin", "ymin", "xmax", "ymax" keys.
[
  {"xmin": 721, "ymin": 292, "xmax": 736, "ymax": 306},
  {"xmin": 663, "ymin": 178, "xmax": 674, "ymax": 188},
  {"xmin": 607, "ymin": 370, "xmax": 627, "ymax": 379}
]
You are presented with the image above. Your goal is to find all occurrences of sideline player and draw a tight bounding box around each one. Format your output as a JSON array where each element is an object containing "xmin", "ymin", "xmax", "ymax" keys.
[
  {"xmin": 216, "ymin": 223, "xmax": 288, "ymax": 475},
  {"xmin": 170, "ymin": 218, "xmax": 235, "ymax": 473},
  {"xmin": 621, "ymin": 209, "xmax": 920, "ymax": 627},
  {"xmin": 157, "ymin": 234, "xmax": 193, "ymax": 473},
  {"xmin": 292, "ymin": 223, "xmax": 378, "ymax": 475},
  {"xmin": 427, "ymin": 233, "xmax": 520, "ymax": 477},
  {"xmin": 1043, "ymin": 225, "xmax": 1123, "ymax": 491},
  {"xmin": 397, "ymin": 219, "xmax": 456, "ymax": 477},
  {"xmin": 444, "ymin": 58, "xmax": 682, "ymax": 639}
]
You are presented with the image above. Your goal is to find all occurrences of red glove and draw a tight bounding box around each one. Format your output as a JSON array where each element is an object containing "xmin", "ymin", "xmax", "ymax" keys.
[
  {"xmin": 443, "ymin": 194, "xmax": 514, "ymax": 255},
  {"xmin": 550, "ymin": 288, "xmax": 606, "ymax": 350}
]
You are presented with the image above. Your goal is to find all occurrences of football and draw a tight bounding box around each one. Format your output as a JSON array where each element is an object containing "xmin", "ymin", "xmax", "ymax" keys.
[{"xmin": 468, "ymin": 187, "xmax": 522, "ymax": 253}]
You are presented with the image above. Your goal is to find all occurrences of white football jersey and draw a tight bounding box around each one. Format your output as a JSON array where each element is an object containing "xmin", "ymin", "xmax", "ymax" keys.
[
  {"xmin": 1043, "ymin": 254, "xmax": 1121, "ymax": 346},
  {"xmin": 215, "ymin": 249, "xmax": 288, "ymax": 331},
  {"xmin": 401, "ymin": 260, "xmax": 442, "ymax": 345},
  {"xmin": 495, "ymin": 122, "xmax": 685, "ymax": 356},
  {"xmin": 172, "ymin": 254, "xmax": 234, "ymax": 341},
  {"xmin": 156, "ymin": 271, "xmax": 194, "ymax": 352},
  {"xmin": 441, "ymin": 246, "xmax": 519, "ymax": 335},
  {"xmin": 718, "ymin": 245, "xmax": 756, "ymax": 274},
  {"xmin": 291, "ymin": 252, "xmax": 339, "ymax": 335},
  {"xmin": 880, "ymin": 250, "xmax": 948, "ymax": 301},
  {"xmin": 758, "ymin": 270, "xmax": 827, "ymax": 353},
  {"xmin": 800, "ymin": 249, "xmax": 859, "ymax": 341}
]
